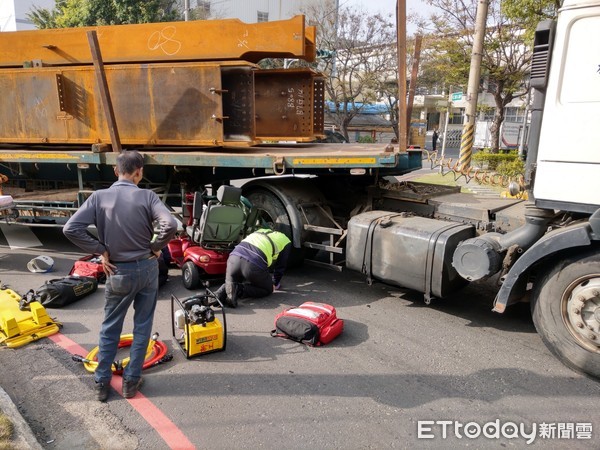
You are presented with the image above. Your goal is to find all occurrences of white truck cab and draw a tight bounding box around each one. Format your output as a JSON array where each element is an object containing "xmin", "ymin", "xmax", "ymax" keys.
[{"xmin": 533, "ymin": 0, "xmax": 600, "ymax": 212}]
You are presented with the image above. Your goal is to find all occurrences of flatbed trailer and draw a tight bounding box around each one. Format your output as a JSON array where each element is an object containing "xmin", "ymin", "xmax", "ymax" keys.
[
  {"xmin": 0, "ymin": 145, "xmax": 421, "ymax": 229},
  {"xmin": 0, "ymin": 13, "xmax": 421, "ymax": 259},
  {"xmin": 0, "ymin": 144, "xmax": 417, "ymax": 172}
]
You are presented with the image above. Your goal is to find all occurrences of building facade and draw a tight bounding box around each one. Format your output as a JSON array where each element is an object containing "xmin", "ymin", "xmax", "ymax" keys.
[
  {"xmin": 0, "ymin": 0, "xmax": 54, "ymax": 31},
  {"xmin": 202, "ymin": 0, "xmax": 313, "ymax": 23}
]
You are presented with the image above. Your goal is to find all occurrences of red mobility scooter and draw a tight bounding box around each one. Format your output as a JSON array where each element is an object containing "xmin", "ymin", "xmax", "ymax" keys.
[{"xmin": 167, "ymin": 185, "xmax": 258, "ymax": 290}]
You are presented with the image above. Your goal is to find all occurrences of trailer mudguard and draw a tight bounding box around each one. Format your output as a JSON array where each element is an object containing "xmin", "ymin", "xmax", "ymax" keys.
[
  {"xmin": 243, "ymin": 180, "xmax": 303, "ymax": 248},
  {"xmin": 243, "ymin": 177, "xmax": 333, "ymax": 249},
  {"xmin": 493, "ymin": 222, "xmax": 596, "ymax": 313}
]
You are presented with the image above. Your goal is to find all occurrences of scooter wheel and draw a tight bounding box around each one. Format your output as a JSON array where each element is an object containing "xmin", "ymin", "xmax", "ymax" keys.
[{"xmin": 182, "ymin": 261, "xmax": 201, "ymax": 290}]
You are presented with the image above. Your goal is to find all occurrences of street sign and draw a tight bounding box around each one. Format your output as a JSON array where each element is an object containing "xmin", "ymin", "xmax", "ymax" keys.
[{"xmin": 452, "ymin": 92, "xmax": 463, "ymax": 102}]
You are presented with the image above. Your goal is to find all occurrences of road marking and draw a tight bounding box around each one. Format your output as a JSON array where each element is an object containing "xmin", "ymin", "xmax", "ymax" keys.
[
  {"xmin": 0, "ymin": 224, "xmax": 43, "ymax": 249},
  {"xmin": 48, "ymin": 333, "xmax": 196, "ymax": 450}
]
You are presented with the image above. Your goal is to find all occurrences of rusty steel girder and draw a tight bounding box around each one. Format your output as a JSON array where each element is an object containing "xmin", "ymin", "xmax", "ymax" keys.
[
  {"xmin": 0, "ymin": 16, "xmax": 316, "ymax": 68},
  {"xmin": 0, "ymin": 62, "xmax": 324, "ymax": 146}
]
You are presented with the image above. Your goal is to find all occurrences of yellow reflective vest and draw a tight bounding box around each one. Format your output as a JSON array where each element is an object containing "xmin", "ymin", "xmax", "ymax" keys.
[{"xmin": 242, "ymin": 229, "xmax": 291, "ymax": 267}]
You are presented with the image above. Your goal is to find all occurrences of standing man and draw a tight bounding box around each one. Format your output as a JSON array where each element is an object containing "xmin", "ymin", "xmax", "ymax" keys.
[
  {"xmin": 432, "ymin": 126, "xmax": 439, "ymax": 152},
  {"xmin": 63, "ymin": 150, "xmax": 177, "ymax": 402},
  {"xmin": 215, "ymin": 228, "xmax": 291, "ymax": 308}
]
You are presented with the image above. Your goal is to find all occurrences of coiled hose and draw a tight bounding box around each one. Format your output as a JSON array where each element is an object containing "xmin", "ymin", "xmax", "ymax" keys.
[{"xmin": 73, "ymin": 333, "xmax": 171, "ymax": 374}]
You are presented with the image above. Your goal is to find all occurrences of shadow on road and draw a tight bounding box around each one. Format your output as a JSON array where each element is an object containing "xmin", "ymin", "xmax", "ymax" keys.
[
  {"xmin": 143, "ymin": 367, "xmax": 599, "ymax": 409},
  {"xmin": 282, "ymin": 264, "xmax": 536, "ymax": 335}
]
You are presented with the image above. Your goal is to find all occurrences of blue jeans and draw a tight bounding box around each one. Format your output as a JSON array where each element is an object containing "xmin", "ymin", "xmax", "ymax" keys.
[{"xmin": 94, "ymin": 257, "xmax": 159, "ymax": 384}]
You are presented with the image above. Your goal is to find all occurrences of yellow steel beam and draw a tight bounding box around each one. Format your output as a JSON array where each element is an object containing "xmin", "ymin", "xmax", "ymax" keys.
[{"xmin": 0, "ymin": 16, "xmax": 315, "ymax": 68}]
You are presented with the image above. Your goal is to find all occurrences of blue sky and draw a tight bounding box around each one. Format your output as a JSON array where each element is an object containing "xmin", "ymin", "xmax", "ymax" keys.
[
  {"xmin": 345, "ymin": 0, "xmax": 435, "ymax": 33},
  {"xmin": 347, "ymin": 0, "xmax": 429, "ymax": 15}
]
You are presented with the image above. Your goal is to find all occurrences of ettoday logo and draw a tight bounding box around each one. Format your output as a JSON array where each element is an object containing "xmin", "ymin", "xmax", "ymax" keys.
[{"xmin": 417, "ymin": 420, "xmax": 593, "ymax": 444}]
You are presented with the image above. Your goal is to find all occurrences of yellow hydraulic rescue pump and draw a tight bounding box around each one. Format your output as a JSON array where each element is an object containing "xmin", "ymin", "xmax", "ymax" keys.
[
  {"xmin": 171, "ymin": 291, "xmax": 226, "ymax": 358},
  {"xmin": 0, "ymin": 288, "xmax": 60, "ymax": 348}
]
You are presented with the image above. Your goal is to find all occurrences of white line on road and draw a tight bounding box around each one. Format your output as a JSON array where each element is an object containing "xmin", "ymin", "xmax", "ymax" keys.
[{"xmin": 0, "ymin": 224, "xmax": 43, "ymax": 249}]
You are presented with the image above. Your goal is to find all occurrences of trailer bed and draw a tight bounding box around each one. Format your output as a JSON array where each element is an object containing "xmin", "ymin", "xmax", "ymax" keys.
[{"xmin": 0, "ymin": 145, "xmax": 420, "ymax": 173}]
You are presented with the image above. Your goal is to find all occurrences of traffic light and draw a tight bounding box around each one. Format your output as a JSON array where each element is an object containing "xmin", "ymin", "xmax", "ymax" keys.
[{"xmin": 316, "ymin": 49, "xmax": 334, "ymax": 59}]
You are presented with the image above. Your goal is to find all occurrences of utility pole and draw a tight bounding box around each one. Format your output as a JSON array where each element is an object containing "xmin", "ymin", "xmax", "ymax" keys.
[
  {"xmin": 458, "ymin": 0, "xmax": 489, "ymax": 171},
  {"xmin": 184, "ymin": 0, "xmax": 190, "ymax": 21},
  {"xmin": 332, "ymin": 0, "xmax": 340, "ymax": 78},
  {"xmin": 397, "ymin": 0, "xmax": 407, "ymax": 151},
  {"xmin": 406, "ymin": 34, "xmax": 422, "ymax": 144},
  {"xmin": 441, "ymin": 86, "xmax": 452, "ymax": 165}
]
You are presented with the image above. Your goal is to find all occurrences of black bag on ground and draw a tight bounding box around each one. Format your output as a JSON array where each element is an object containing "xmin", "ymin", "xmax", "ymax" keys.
[
  {"xmin": 271, "ymin": 316, "xmax": 320, "ymax": 345},
  {"xmin": 36, "ymin": 276, "xmax": 98, "ymax": 308}
]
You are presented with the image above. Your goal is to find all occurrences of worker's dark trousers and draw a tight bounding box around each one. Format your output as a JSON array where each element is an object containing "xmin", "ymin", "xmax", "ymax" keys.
[{"xmin": 225, "ymin": 255, "xmax": 273, "ymax": 299}]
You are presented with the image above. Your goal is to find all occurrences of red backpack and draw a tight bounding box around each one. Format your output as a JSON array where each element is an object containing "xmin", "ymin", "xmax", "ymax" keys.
[
  {"xmin": 69, "ymin": 254, "xmax": 169, "ymax": 286},
  {"xmin": 271, "ymin": 302, "xmax": 343, "ymax": 346},
  {"xmin": 69, "ymin": 255, "xmax": 106, "ymax": 283}
]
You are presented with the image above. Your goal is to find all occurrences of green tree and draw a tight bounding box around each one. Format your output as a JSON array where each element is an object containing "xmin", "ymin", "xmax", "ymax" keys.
[
  {"xmin": 28, "ymin": 0, "xmax": 181, "ymax": 29},
  {"xmin": 425, "ymin": 0, "xmax": 531, "ymax": 152},
  {"xmin": 303, "ymin": 1, "xmax": 397, "ymax": 141},
  {"xmin": 27, "ymin": 0, "xmax": 64, "ymax": 29},
  {"xmin": 502, "ymin": 0, "xmax": 562, "ymax": 38},
  {"xmin": 374, "ymin": 37, "xmax": 448, "ymax": 140}
]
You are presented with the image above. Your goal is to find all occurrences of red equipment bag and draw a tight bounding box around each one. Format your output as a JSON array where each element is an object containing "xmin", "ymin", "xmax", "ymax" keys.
[
  {"xmin": 69, "ymin": 254, "xmax": 106, "ymax": 283},
  {"xmin": 271, "ymin": 302, "xmax": 343, "ymax": 346}
]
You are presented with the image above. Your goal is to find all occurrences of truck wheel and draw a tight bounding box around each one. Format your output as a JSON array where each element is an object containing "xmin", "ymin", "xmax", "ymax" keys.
[
  {"xmin": 245, "ymin": 189, "xmax": 306, "ymax": 266},
  {"xmin": 245, "ymin": 189, "xmax": 293, "ymax": 237},
  {"xmin": 182, "ymin": 261, "xmax": 201, "ymax": 290},
  {"xmin": 531, "ymin": 250, "xmax": 600, "ymax": 380}
]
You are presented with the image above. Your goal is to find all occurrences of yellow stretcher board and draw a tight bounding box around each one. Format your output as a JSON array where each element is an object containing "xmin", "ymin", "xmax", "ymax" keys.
[{"xmin": 0, "ymin": 288, "xmax": 60, "ymax": 348}]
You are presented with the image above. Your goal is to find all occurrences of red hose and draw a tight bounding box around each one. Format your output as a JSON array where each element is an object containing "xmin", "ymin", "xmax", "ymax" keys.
[
  {"xmin": 116, "ymin": 337, "xmax": 169, "ymax": 372},
  {"xmin": 82, "ymin": 335, "xmax": 170, "ymax": 374}
]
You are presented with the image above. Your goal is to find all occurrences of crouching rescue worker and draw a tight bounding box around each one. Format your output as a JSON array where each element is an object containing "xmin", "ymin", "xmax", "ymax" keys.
[
  {"xmin": 63, "ymin": 150, "xmax": 177, "ymax": 402},
  {"xmin": 215, "ymin": 228, "xmax": 291, "ymax": 307}
]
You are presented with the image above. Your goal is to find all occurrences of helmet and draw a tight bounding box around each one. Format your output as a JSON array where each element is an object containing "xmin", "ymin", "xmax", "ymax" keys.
[{"xmin": 27, "ymin": 256, "xmax": 55, "ymax": 273}]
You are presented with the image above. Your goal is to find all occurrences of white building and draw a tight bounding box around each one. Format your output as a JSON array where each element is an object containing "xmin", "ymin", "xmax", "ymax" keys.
[
  {"xmin": 413, "ymin": 91, "xmax": 527, "ymax": 150},
  {"xmin": 199, "ymin": 0, "xmax": 313, "ymax": 23},
  {"xmin": 0, "ymin": 0, "xmax": 55, "ymax": 31}
]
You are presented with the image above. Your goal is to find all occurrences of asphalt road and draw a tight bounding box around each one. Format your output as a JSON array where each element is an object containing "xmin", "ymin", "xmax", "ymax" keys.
[{"xmin": 0, "ymin": 227, "xmax": 598, "ymax": 449}]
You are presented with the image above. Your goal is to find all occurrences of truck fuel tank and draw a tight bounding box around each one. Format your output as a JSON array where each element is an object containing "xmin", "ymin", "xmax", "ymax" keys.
[{"xmin": 346, "ymin": 211, "xmax": 475, "ymax": 299}]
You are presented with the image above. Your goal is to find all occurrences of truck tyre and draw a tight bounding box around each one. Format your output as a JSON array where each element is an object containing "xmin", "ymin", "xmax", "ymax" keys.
[
  {"xmin": 246, "ymin": 189, "xmax": 292, "ymax": 234},
  {"xmin": 531, "ymin": 250, "xmax": 600, "ymax": 380},
  {"xmin": 245, "ymin": 189, "xmax": 306, "ymax": 266},
  {"xmin": 182, "ymin": 261, "xmax": 201, "ymax": 290}
]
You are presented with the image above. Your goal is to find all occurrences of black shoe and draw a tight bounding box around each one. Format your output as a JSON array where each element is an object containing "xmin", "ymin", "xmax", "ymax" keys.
[
  {"xmin": 213, "ymin": 285, "xmax": 227, "ymax": 305},
  {"xmin": 94, "ymin": 381, "xmax": 110, "ymax": 402},
  {"xmin": 227, "ymin": 283, "xmax": 244, "ymax": 308},
  {"xmin": 122, "ymin": 377, "xmax": 143, "ymax": 399}
]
